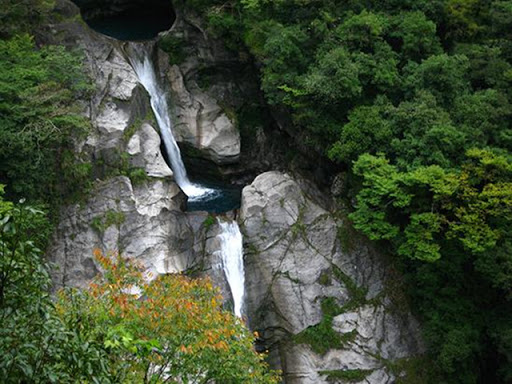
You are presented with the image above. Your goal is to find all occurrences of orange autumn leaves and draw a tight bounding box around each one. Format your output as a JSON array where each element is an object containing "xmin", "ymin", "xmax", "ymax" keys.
[{"xmin": 56, "ymin": 250, "xmax": 280, "ymax": 383}]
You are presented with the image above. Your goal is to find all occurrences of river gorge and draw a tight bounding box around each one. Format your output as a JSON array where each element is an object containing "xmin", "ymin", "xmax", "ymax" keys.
[{"xmin": 46, "ymin": 1, "xmax": 425, "ymax": 382}]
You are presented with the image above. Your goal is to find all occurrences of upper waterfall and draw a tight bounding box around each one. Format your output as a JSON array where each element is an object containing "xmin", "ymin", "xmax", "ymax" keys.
[{"xmin": 127, "ymin": 44, "xmax": 214, "ymax": 200}]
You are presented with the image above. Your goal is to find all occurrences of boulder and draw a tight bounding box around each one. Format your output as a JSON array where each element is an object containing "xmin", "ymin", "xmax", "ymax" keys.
[
  {"xmin": 239, "ymin": 172, "xmax": 424, "ymax": 383},
  {"xmin": 167, "ymin": 63, "xmax": 240, "ymax": 164},
  {"xmin": 127, "ymin": 122, "xmax": 173, "ymax": 178}
]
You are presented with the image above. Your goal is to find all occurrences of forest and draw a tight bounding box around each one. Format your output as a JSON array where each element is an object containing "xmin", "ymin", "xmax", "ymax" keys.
[{"xmin": 1, "ymin": 0, "xmax": 512, "ymax": 383}]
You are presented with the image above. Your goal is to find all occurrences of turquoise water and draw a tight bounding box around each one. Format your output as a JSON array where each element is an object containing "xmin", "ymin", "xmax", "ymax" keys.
[
  {"xmin": 186, "ymin": 181, "xmax": 242, "ymax": 213},
  {"xmin": 86, "ymin": 9, "xmax": 173, "ymax": 41}
]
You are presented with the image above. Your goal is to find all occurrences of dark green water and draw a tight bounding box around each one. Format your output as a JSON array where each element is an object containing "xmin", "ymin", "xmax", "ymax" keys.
[
  {"xmin": 86, "ymin": 9, "xmax": 173, "ymax": 41},
  {"xmin": 186, "ymin": 181, "xmax": 242, "ymax": 214}
]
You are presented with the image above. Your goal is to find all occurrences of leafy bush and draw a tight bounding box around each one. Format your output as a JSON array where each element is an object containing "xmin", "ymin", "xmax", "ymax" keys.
[
  {"xmin": 0, "ymin": 189, "xmax": 112, "ymax": 383},
  {"xmin": 157, "ymin": 34, "xmax": 186, "ymax": 65},
  {"xmin": 57, "ymin": 250, "xmax": 281, "ymax": 383},
  {"xmin": 0, "ymin": 0, "xmax": 54, "ymax": 38}
]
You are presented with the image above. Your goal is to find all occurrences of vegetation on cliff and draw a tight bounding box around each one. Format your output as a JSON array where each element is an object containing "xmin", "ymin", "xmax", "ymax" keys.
[
  {"xmin": 0, "ymin": 0, "xmax": 93, "ymax": 213},
  {"xmin": 189, "ymin": 0, "xmax": 512, "ymax": 382}
]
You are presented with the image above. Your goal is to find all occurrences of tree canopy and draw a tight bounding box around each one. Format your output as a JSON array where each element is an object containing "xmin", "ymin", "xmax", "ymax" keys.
[{"xmin": 57, "ymin": 252, "xmax": 280, "ymax": 384}]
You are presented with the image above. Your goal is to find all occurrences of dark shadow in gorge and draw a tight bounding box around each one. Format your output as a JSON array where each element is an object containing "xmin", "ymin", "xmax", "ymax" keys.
[{"xmin": 72, "ymin": 0, "xmax": 175, "ymax": 41}]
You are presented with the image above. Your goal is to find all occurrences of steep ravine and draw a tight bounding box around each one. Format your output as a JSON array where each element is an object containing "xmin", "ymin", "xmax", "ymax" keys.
[{"xmin": 48, "ymin": 1, "xmax": 425, "ymax": 382}]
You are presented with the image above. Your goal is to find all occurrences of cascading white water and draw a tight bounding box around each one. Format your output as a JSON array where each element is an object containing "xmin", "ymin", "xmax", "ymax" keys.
[
  {"xmin": 216, "ymin": 218, "xmax": 245, "ymax": 318},
  {"xmin": 128, "ymin": 45, "xmax": 213, "ymax": 199},
  {"xmin": 127, "ymin": 44, "xmax": 246, "ymax": 317}
]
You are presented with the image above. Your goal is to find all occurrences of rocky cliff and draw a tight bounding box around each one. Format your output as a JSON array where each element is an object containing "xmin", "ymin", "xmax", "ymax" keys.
[
  {"xmin": 47, "ymin": 1, "xmax": 425, "ymax": 382},
  {"xmin": 240, "ymin": 172, "xmax": 424, "ymax": 383},
  {"xmin": 48, "ymin": 0, "xmax": 245, "ymax": 288}
]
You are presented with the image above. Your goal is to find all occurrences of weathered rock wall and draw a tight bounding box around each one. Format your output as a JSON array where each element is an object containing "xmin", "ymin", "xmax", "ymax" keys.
[
  {"xmin": 160, "ymin": 5, "xmax": 293, "ymax": 182},
  {"xmin": 47, "ymin": 1, "xmax": 199, "ymax": 288},
  {"xmin": 47, "ymin": 0, "xmax": 246, "ymax": 292},
  {"xmin": 240, "ymin": 172, "xmax": 424, "ymax": 383}
]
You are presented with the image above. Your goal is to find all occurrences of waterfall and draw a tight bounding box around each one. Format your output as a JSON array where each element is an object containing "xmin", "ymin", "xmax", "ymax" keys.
[
  {"xmin": 216, "ymin": 218, "xmax": 245, "ymax": 318},
  {"xmin": 127, "ymin": 44, "xmax": 212, "ymax": 199},
  {"xmin": 127, "ymin": 44, "xmax": 246, "ymax": 317}
]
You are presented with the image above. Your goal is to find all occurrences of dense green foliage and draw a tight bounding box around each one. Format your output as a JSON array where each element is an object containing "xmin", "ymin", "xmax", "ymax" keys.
[
  {"xmin": 0, "ymin": 0, "xmax": 94, "ymax": 212},
  {"xmin": 0, "ymin": 0, "xmax": 53, "ymax": 38},
  {"xmin": 189, "ymin": 0, "xmax": 512, "ymax": 382},
  {"xmin": 0, "ymin": 3, "xmax": 107, "ymax": 381},
  {"xmin": 0, "ymin": 34, "xmax": 93, "ymax": 207},
  {"xmin": 0, "ymin": 189, "xmax": 113, "ymax": 383},
  {"xmin": 319, "ymin": 368, "xmax": 373, "ymax": 383}
]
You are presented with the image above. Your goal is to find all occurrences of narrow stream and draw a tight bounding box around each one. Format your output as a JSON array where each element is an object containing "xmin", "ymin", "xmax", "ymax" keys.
[{"xmin": 127, "ymin": 44, "xmax": 246, "ymax": 317}]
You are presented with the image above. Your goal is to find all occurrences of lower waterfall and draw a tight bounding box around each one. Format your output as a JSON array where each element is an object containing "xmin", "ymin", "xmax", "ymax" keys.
[
  {"xmin": 128, "ymin": 43, "xmax": 246, "ymax": 317},
  {"xmin": 216, "ymin": 218, "xmax": 245, "ymax": 318}
]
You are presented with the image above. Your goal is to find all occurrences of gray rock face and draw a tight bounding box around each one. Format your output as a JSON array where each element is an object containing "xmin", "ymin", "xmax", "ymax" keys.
[
  {"xmin": 54, "ymin": 0, "xmax": 241, "ymax": 167},
  {"xmin": 240, "ymin": 172, "xmax": 424, "ymax": 383},
  {"xmin": 47, "ymin": 4, "xmax": 245, "ymax": 291},
  {"xmin": 168, "ymin": 65, "xmax": 240, "ymax": 164},
  {"xmin": 47, "ymin": 5, "xmax": 196, "ymax": 288},
  {"xmin": 127, "ymin": 122, "xmax": 173, "ymax": 178},
  {"xmin": 49, "ymin": 176, "xmax": 194, "ymax": 288},
  {"xmin": 61, "ymin": 29, "xmax": 152, "ymax": 169}
]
